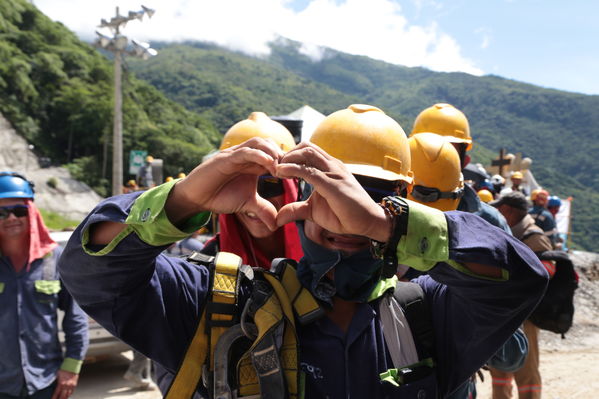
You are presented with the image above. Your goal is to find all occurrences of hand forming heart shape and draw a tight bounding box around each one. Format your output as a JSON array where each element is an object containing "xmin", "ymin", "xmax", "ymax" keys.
[{"xmin": 164, "ymin": 138, "xmax": 391, "ymax": 243}]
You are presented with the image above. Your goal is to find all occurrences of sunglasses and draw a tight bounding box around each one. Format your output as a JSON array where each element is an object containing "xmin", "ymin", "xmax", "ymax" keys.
[
  {"xmin": 257, "ymin": 175, "xmax": 284, "ymax": 199},
  {"xmin": 411, "ymin": 185, "xmax": 464, "ymax": 203},
  {"xmin": 0, "ymin": 205, "xmax": 29, "ymax": 220},
  {"xmin": 299, "ymin": 176, "xmax": 407, "ymax": 203},
  {"xmin": 354, "ymin": 175, "xmax": 406, "ymax": 203}
]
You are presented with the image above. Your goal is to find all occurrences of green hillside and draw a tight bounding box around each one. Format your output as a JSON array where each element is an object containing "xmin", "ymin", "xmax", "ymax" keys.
[
  {"xmin": 0, "ymin": 0, "xmax": 220, "ymax": 196},
  {"xmin": 2, "ymin": 0, "xmax": 598, "ymax": 251},
  {"xmin": 129, "ymin": 40, "xmax": 599, "ymax": 252}
]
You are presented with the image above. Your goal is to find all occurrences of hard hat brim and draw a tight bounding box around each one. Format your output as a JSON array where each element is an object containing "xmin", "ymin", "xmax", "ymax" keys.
[{"xmin": 347, "ymin": 164, "xmax": 413, "ymax": 184}]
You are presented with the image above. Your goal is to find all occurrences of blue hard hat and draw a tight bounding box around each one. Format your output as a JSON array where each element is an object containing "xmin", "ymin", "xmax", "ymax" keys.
[
  {"xmin": 478, "ymin": 180, "xmax": 495, "ymax": 192},
  {"xmin": 548, "ymin": 195, "xmax": 562, "ymax": 208},
  {"xmin": 0, "ymin": 172, "xmax": 35, "ymax": 199}
]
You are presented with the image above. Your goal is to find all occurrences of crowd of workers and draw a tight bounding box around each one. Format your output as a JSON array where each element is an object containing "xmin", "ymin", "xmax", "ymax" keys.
[{"xmin": 1, "ymin": 101, "xmax": 569, "ymax": 399}]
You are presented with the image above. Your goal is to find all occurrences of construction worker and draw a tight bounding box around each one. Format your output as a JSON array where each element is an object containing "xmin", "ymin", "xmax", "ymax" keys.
[
  {"xmin": 407, "ymin": 132, "xmax": 464, "ymax": 212},
  {"xmin": 200, "ymin": 112, "xmax": 303, "ymax": 267},
  {"xmin": 546, "ymin": 196, "xmax": 565, "ymax": 250},
  {"xmin": 491, "ymin": 174, "xmax": 506, "ymax": 194},
  {"xmin": 123, "ymin": 179, "xmax": 139, "ymax": 193},
  {"xmin": 154, "ymin": 112, "xmax": 304, "ymax": 396},
  {"xmin": 500, "ymin": 171, "xmax": 528, "ymax": 197},
  {"xmin": 407, "ymin": 134, "xmax": 528, "ymax": 399},
  {"xmin": 411, "ymin": 103, "xmax": 511, "ymax": 233},
  {"xmin": 58, "ymin": 105, "xmax": 547, "ymax": 398},
  {"xmin": 529, "ymin": 189, "xmax": 557, "ymax": 247},
  {"xmin": 489, "ymin": 191, "xmax": 553, "ymax": 399},
  {"xmin": 136, "ymin": 155, "xmax": 155, "ymax": 189},
  {"xmin": 0, "ymin": 172, "xmax": 88, "ymax": 399}
]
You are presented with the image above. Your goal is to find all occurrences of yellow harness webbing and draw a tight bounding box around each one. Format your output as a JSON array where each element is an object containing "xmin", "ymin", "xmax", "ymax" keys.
[
  {"xmin": 167, "ymin": 254, "xmax": 323, "ymax": 399},
  {"xmin": 166, "ymin": 252, "xmax": 242, "ymax": 399}
]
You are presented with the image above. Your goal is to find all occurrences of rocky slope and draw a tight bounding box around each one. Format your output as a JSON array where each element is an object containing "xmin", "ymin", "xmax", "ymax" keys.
[{"xmin": 0, "ymin": 114, "xmax": 103, "ymax": 221}]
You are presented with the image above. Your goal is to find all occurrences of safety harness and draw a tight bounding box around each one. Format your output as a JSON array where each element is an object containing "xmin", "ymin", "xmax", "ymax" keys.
[{"xmin": 166, "ymin": 252, "xmax": 435, "ymax": 399}]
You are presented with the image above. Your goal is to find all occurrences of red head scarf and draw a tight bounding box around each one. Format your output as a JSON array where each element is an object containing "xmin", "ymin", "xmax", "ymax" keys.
[
  {"xmin": 210, "ymin": 179, "xmax": 303, "ymax": 269},
  {"xmin": 25, "ymin": 199, "xmax": 57, "ymax": 270}
]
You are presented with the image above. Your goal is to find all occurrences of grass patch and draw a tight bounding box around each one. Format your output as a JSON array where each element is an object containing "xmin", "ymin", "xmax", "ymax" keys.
[{"xmin": 39, "ymin": 208, "xmax": 80, "ymax": 231}]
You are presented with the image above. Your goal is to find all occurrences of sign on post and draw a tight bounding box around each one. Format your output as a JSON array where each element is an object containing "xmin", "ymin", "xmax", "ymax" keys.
[{"xmin": 129, "ymin": 150, "xmax": 147, "ymax": 175}]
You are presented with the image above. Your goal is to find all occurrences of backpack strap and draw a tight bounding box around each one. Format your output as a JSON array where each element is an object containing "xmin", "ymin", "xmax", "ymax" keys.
[
  {"xmin": 378, "ymin": 281, "xmax": 435, "ymax": 387},
  {"xmin": 520, "ymin": 229, "xmax": 544, "ymax": 243},
  {"xmin": 393, "ymin": 281, "xmax": 435, "ymax": 360}
]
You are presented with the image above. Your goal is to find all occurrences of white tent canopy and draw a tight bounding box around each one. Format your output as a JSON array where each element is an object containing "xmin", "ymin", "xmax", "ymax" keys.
[{"xmin": 285, "ymin": 105, "xmax": 326, "ymax": 143}]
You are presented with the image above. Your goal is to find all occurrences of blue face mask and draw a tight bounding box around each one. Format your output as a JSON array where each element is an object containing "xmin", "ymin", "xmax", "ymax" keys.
[{"xmin": 297, "ymin": 222, "xmax": 383, "ymax": 304}]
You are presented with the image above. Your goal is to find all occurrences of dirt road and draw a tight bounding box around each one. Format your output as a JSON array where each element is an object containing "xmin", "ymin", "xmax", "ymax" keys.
[
  {"xmin": 75, "ymin": 343, "xmax": 599, "ymax": 399},
  {"xmin": 73, "ymin": 352, "xmax": 160, "ymax": 399}
]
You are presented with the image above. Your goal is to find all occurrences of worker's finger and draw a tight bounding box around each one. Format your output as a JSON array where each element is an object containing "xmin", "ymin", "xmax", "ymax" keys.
[
  {"xmin": 242, "ymin": 194, "xmax": 279, "ymax": 232},
  {"xmin": 276, "ymin": 201, "xmax": 312, "ymax": 227}
]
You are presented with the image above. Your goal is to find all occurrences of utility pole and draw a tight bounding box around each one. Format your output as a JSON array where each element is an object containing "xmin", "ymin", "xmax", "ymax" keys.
[
  {"xmin": 113, "ymin": 47, "xmax": 123, "ymax": 196},
  {"xmin": 94, "ymin": 6, "xmax": 157, "ymax": 196}
]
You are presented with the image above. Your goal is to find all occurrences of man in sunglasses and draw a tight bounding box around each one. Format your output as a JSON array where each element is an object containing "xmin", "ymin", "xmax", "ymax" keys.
[
  {"xmin": 0, "ymin": 172, "xmax": 88, "ymax": 399},
  {"xmin": 58, "ymin": 105, "xmax": 547, "ymax": 398}
]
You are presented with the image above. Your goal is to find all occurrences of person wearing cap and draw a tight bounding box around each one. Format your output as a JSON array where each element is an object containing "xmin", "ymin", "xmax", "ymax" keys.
[
  {"xmin": 0, "ymin": 172, "xmax": 88, "ymax": 399},
  {"xmin": 500, "ymin": 171, "xmax": 528, "ymax": 197},
  {"xmin": 58, "ymin": 105, "xmax": 547, "ymax": 398},
  {"xmin": 136, "ymin": 155, "xmax": 155, "ymax": 189},
  {"xmin": 528, "ymin": 189, "xmax": 557, "ymax": 247},
  {"xmin": 489, "ymin": 191, "xmax": 553, "ymax": 399}
]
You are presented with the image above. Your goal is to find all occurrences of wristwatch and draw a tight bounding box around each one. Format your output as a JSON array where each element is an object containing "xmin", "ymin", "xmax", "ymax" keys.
[{"xmin": 370, "ymin": 196, "xmax": 409, "ymax": 278}]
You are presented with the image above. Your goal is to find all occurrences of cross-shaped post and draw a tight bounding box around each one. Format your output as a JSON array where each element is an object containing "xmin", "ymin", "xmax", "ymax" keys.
[{"xmin": 491, "ymin": 148, "xmax": 511, "ymax": 176}]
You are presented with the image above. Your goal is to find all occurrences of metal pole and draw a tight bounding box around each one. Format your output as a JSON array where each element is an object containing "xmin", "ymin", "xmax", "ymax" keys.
[{"xmin": 112, "ymin": 49, "xmax": 123, "ymax": 195}]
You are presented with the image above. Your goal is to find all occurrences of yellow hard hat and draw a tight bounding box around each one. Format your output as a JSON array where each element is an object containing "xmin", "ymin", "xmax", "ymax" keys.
[
  {"xmin": 220, "ymin": 112, "xmax": 296, "ymax": 152},
  {"xmin": 511, "ymin": 171, "xmax": 523, "ymax": 180},
  {"xmin": 165, "ymin": 176, "xmax": 173, "ymax": 182},
  {"xmin": 407, "ymin": 133, "xmax": 464, "ymax": 211},
  {"xmin": 310, "ymin": 104, "xmax": 413, "ymax": 184},
  {"xmin": 411, "ymin": 103, "xmax": 472, "ymax": 151},
  {"xmin": 477, "ymin": 189, "xmax": 494, "ymax": 203},
  {"xmin": 177, "ymin": 172, "xmax": 186, "ymax": 179}
]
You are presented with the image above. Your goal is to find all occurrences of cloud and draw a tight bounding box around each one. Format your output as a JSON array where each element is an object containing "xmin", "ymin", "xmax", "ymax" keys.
[
  {"xmin": 34, "ymin": 0, "xmax": 483, "ymax": 75},
  {"xmin": 475, "ymin": 27, "xmax": 492, "ymax": 50}
]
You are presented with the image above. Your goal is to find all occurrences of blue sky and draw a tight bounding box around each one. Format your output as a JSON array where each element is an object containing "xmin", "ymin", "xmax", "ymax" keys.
[{"xmin": 34, "ymin": 0, "xmax": 599, "ymax": 95}]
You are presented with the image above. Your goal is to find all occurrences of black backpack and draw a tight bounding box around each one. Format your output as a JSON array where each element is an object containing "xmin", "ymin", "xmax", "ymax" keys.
[{"xmin": 526, "ymin": 247, "xmax": 579, "ymax": 337}]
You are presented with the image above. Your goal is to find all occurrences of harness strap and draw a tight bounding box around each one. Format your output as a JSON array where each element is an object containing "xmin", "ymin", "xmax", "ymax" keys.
[
  {"xmin": 168, "ymin": 255, "xmax": 318, "ymax": 399},
  {"xmin": 272, "ymin": 258, "xmax": 324, "ymax": 325},
  {"xmin": 166, "ymin": 252, "xmax": 245, "ymax": 399}
]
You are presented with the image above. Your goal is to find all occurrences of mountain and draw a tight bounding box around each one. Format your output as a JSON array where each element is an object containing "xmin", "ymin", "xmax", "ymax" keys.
[
  {"xmin": 129, "ymin": 40, "xmax": 599, "ymax": 252},
  {"xmin": 2, "ymin": 0, "xmax": 598, "ymax": 251},
  {"xmin": 0, "ymin": 0, "xmax": 220, "ymax": 196}
]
